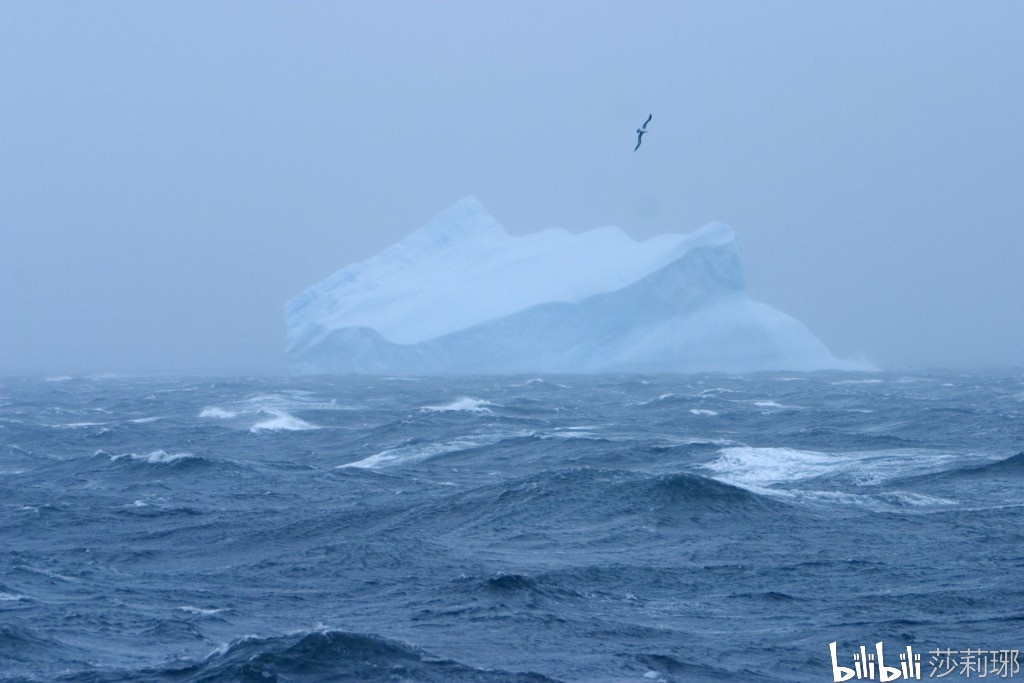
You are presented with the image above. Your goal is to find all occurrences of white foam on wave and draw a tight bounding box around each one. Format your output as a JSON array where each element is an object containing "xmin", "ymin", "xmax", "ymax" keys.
[
  {"xmin": 638, "ymin": 393, "xmax": 678, "ymax": 406},
  {"xmin": 832, "ymin": 378, "xmax": 885, "ymax": 385},
  {"xmin": 202, "ymin": 392, "xmax": 353, "ymax": 431},
  {"xmin": 19, "ymin": 566, "xmax": 80, "ymax": 583},
  {"xmin": 703, "ymin": 446, "xmax": 972, "ymax": 508},
  {"xmin": 874, "ymin": 491, "xmax": 957, "ymax": 507},
  {"xmin": 245, "ymin": 393, "xmax": 350, "ymax": 413},
  {"xmin": 341, "ymin": 432, "xmax": 522, "ymax": 469},
  {"xmin": 511, "ymin": 378, "xmax": 570, "ymax": 389},
  {"xmin": 704, "ymin": 447, "xmax": 838, "ymax": 490},
  {"xmin": 0, "ymin": 592, "xmax": 28, "ymax": 601},
  {"xmin": 200, "ymin": 407, "xmax": 238, "ymax": 419},
  {"xmin": 690, "ymin": 409, "xmax": 718, "ymax": 416},
  {"xmin": 52, "ymin": 422, "xmax": 106, "ymax": 429},
  {"xmin": 178, "ymin": 605, "xmax": 229, "ymax": 616},
  {"xmin": 788, "ymin": 489, "xmax": 959, "ymax": 511},
  {"xmin": 207, "ymin": 633, "xmax": 264, "ymax": 659},
  {"xmin": 421, "ymin": 397, "xmax": 494, "ymax": 414},
  {"xmin": 698, "ymin": 388, "xmax": 736, "ymax": 397},
  {"xmin": 546, "ymin": 428, "xmax": 599, "ymax": 439},
  {"xmin": 130, "ymin": 416, "xmax": 162, "ymax": 424},
  {"xmin": 250, "ymin": 410, "xmax": 319, "ymax": 433},
  {"xmin": 111, "ymin": 450, "xmax": 196, "ymax": 464},
  {"xmin": 677, "ymin": 436, "xmax": 734, "ymax": 446},
  {"xmin": 753, "ymin": 401, "xmax": 788, "ymax": 409}
]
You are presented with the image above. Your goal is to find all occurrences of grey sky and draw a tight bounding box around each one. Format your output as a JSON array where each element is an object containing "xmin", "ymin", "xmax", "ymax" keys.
[{"xmin": 2, "ymin": 2, "xmax": 1022, "ymax": 375}]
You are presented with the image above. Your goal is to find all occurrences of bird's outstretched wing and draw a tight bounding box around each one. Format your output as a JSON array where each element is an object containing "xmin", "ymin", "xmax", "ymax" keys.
[
  {"xmin": 643, "ymin": 113, "xmax": 652, "ymax": 128},
  {"xmin": 634, "ymin": 133, "xmax": 643, "ymax": 151}
]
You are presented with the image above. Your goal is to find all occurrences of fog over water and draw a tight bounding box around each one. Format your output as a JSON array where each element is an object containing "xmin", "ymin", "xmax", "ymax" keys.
[{"xmin": 2, "ymin": 2, "xmax": 1022, "ymax": 375}]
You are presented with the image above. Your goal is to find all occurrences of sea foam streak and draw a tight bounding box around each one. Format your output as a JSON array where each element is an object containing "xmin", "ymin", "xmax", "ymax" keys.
[
  {"xmin": 421, "ymin": 397, "xmax": 494, "ymax": 414},
  {"xmin": 177, "ymin": 606, "xmax": 229, "ymax": 616},
  {"xmin": 340, "ymin": 440, "xmax": 486, "ymax": 469},
  {"xmin": 341, "ymin": 431, "xmax": 526, "ymax": 469}
]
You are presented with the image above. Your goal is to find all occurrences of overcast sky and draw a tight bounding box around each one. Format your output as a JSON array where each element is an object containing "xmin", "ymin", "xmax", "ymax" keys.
[{"xmin": 2, "ymin": 2, "xmax": 1022, "ymax": 375}]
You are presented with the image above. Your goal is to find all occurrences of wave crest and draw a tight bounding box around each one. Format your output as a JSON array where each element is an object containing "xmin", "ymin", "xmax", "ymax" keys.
[{"xmin": 171, "ymin": 629, "xmax": 556, "ymax": 682}]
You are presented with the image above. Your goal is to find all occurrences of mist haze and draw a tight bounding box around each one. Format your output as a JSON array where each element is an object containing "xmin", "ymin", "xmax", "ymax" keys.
[{"xmin": 3, "ymin": 2, "xmax": 1022, "ymax": 375}]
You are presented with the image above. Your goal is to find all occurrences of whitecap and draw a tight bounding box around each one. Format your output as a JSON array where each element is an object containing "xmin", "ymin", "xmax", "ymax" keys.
[
  {"xmin": 199, "ymin": 407, "xmax": 238, "ymax": 419},
  {"xmin": 703, "ymin": 446, "xmax": 972, "ymax": 502},
  {"xmin": 546, "ymin": 429, "xmax": 598, "ymax": 439},
  {"xmin": 698, "ymin": 387, "xmax": 736, "ymax": 397},
  {"xmin": 341, "ymin": 433, "xmax": 520, "ymax": 469},
  {"xmin": 421, "ymin": 397, "xmax": 494, "ymax": 414},
  {"xmin": 676, "ymin": 437, "xmax": 734, "ymax": 446},
  {"xmin": 753, "ymin": 401, "xmax": 785, "ymax": 408},
  {"xmin": 690, "ymin": 409, "xmax": 718, "ymax": 416},
  {"xmin": 703, "ymin": 446, "xmax": 837, "ymax": 491},
  {"xmin": 341, "ymin": 439, "xmax": 484, "ymax": 469},
  {"xmin": 249, "ymin": 409, "xmax": 319, "ymax": 433},
  {"xmin": 831, "ymin": 379, "xmax": 885, "ymax": 385},
  {"xmin": 538, "ymin": 424, "xmax": 603, "ymax": 440},
  {"xmin": 512, "ymin": 378, "xmax": 546, "ymax": 387},
  {"xmin": 111, "ymin": 450, "xmax": 196, "ymax": 464},
  {"xmin": 177, "ymin": 606, "xmax": 229, "ymax": 616}
]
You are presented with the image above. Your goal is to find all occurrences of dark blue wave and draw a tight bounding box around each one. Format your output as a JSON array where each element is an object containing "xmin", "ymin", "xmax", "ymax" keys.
[
  {"xmin": 2, "ymin": 373, "xmax": 1022, "ymax": 683},
  {"xmin": 150, "ymin": 630, "xmax": 558, "ymax": 683}
]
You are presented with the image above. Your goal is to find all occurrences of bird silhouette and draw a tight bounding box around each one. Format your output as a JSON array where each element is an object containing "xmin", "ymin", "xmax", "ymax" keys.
[{"xmin": 634, "ymin": 114, "xmax": 652, "ymax": 151}]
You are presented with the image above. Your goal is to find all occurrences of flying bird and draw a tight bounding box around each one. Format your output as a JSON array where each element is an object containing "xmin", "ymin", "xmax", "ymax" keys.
[{"xmin": 634, "ymin": 114, "xmax": 652, "ymax": 151}]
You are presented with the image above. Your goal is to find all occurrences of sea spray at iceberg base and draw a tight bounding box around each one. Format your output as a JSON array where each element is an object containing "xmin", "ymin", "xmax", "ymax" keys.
[
  {"xmin": 284, "ymin": 197, "xmax": 855, "ymax": 375},
  {"xmin": 1, "ymin": 373, "xmax": 1022, "ymax": 681}
]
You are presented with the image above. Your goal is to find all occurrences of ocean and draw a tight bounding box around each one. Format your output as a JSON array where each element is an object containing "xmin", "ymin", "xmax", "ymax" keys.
[{"xmin": 1, "ymin": 372, "xmax": 1021, "ymax": 682}]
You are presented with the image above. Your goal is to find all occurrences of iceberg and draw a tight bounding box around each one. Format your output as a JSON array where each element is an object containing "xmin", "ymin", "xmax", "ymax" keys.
[{"xmin": 285, "ymin": 197, "xmax": 849, "ymax": 375}]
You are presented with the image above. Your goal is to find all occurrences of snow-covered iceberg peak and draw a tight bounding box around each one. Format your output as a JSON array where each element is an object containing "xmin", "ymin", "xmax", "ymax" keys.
[{"xmin": 285, "ymin": 197, "xmax": 848, "ymax": 375}]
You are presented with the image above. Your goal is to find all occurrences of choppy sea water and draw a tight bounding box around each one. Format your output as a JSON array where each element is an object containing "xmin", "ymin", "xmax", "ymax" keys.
[{"xmin": 1, "ymin": 372, "xmax": 1022, "ymax": 682}]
